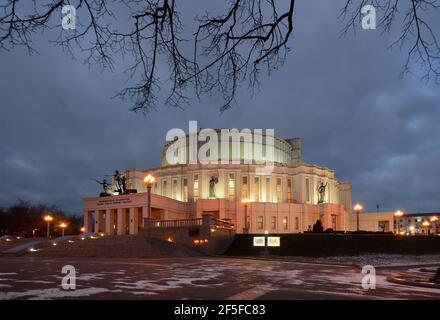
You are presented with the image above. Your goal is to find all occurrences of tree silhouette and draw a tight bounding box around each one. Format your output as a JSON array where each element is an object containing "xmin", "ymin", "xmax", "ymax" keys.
[{"xmin": 0, "ymin": 1, "xmax": 438, "ymax": 113}]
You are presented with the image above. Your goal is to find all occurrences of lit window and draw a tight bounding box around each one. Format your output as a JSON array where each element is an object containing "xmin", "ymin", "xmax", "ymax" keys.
[
  {"xmin": 162, "ymin": 180, "xmax": 167, "ymax": 196},
  {"xmin": 265, "ymin": 176, "xmax": 271, "ymax": 202},
  {"xmin": 228, "ymin": 173, "xmax": 235, "ymax": 200},
  {"xmin": 172, "ymin": 179, "xmax": 177, "ymax": 199},
  {"xmin": 287, "ymin": 179, "xmax": 292, "ymax": 203},
  {"xmin": 283, "ymin": 217, "xmax": 288, "ymax": 230},
  {"xmin": 254, "ymin": 176, "xmax": 260, "ymax": 202},
  {"xmin": 183, "ymin": 177, "xmax": 188, "ymax": 202},
  {"xmin": 276, "ymin": 178, "xmax": 282, "ymax": 202},
  {"xmin": 241, "ymin": 176, "xmax": 248, "ymax": 199},
  {"xmin": 193, "ymin": 174, "xmax": 199, "ymax": 201}
]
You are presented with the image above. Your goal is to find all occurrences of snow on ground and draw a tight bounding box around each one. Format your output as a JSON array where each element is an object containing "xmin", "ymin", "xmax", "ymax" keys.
[
  {"xmin": 0, "ymin": 287, "xmax": 121, "ymax": 300},
  {"xmin": 275, "ymin": 254, "xmax": 440, "ymax": 266}
]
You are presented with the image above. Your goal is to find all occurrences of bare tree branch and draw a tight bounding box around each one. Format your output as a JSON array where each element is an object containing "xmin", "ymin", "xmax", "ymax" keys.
[
  {"xmin": 341, "ymin": 0, "xmax": 440, "ymax": 83},
  {"xmin": 0, "ymin": 1, "xmax": 438, "ymax": 114}
]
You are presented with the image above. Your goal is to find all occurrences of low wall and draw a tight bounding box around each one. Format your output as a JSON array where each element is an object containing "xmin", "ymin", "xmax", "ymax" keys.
[
  {"xmin": 225, "ymin": 234, "xmax": 440, "ymax": 257},
  {"xmin": 140, "ymin": 215, "xmax": 235, "ymax": 255}
]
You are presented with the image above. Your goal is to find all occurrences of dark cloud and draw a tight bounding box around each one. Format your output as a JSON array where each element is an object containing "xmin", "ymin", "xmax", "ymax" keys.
[{"xmin": 0, "ymin": 1, "xmax": 439, "ymax": 214}]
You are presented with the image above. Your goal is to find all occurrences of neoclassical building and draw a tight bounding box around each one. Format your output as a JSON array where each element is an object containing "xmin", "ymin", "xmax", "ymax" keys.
[{"xmin": 84, "ymin": 130, "xmax": 353, "ymax": 235}]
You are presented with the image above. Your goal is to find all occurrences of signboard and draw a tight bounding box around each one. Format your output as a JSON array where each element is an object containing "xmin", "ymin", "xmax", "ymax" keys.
[
  {"xmin": 267, "ymin": 236, "xmax": 280, "ymax": 247},
  {"xmin": 253, "ymin": 237, "xmax": 265, "ymax": 247}
]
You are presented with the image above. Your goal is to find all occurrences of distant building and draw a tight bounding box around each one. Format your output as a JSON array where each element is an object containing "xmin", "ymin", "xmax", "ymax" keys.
[{"xmin": 354, "ymin": 211, "xmax": 439, "ymax": 235}]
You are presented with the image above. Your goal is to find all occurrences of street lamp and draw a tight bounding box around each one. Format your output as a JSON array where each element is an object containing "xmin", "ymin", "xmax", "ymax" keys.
[
  {"xmin": 241, "ymin": 199, "xmax": 250, "ymax": 233},
  {"xmin": 44, "ymin": 215, "xmax": 53, "ymax": 238},
  {"xmin": 144, "ymin": 174, "xmax": 156, "ymax": 220},
  {"xmin": 394, "ymin": 210, "xmax": 404, "ymax": 235},
  {"xmin": 32, "ymin": 228, "xmax": 37, "ymax": 238},
  {"xmin": 60, "ymin": 223, "xmax": 67, "ymax": 237},
  {"xmin": 80, "ymin": 226, "xmax": 85, "ymax": 233},
  {"xmin": 354, "ymin": 204, "xmax": 362, "ymax": 232},
  {"xmin": 264, "ymin": 230, "xmax": 269, "ymax": 255}
]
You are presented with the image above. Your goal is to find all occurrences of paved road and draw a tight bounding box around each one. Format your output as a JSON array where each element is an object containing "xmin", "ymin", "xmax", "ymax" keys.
[{"xmin": 0, "ymin": 257, "xmax": 439, "ymax": 299}]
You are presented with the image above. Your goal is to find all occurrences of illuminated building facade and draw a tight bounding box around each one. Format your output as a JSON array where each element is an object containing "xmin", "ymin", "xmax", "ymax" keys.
[{"xmin": 84, "ymin": 132, "xmax": 353, "ymax": 235}]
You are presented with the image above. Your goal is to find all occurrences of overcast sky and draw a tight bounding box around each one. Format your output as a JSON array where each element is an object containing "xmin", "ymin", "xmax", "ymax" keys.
[{"xmin": 0, "ymin": 1, "xmax": 439, "ymax": 215}]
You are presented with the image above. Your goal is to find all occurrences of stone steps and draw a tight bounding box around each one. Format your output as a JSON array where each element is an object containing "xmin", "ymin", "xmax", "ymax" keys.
[{"xmin": 23, "ymin": 235, "xmax": 203, "ymax": 258}]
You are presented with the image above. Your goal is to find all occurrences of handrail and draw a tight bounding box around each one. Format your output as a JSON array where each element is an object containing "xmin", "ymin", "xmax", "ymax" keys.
[{"xmin": 146, "ymin": 218, "xmax": 202, "ymax": 228}]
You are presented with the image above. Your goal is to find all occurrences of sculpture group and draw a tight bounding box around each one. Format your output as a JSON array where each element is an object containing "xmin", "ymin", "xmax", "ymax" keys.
[{"xmin": 95, "ymin": 170, "xmax": 137, "ymax": 197}]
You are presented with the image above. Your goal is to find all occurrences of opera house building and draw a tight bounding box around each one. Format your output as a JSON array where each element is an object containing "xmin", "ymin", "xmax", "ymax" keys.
[{"xmin": 83, "ymin": 130, "xmax": 354, "ymax": 235}]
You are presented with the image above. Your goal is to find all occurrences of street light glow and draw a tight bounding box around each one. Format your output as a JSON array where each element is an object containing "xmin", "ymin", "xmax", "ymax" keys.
[
  {"xmin": 354, "ymin": 204, "xmax": 362, "ymax": 212},
  {"xmin": 394, "ymin": 210, "xmax": 404, "ymax": 217},
  {"xmin": 44, "ymin": 215, "xmax": 53, "ymax": 222},
  {"xmin": 144, "ymin": 174, "xmax": 156, "ymax": 187}
]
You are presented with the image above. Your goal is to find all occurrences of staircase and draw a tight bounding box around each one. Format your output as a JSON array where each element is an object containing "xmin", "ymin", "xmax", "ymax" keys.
[{"xmin": 18, "ymin": 235, "xmax": 204, "ymax": 258}]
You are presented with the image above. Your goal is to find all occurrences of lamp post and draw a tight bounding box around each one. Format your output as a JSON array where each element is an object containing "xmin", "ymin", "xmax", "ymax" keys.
[
  {"xmin": 144, "ymin": 174, "xmax": 156, "ymax": 221},
  {"xmin": 394, "ymin": 210, "xmax": 404, "ymax": 235},
  {"xmin": 44, "ymin": 215, "xmax": 53, "ymax": 238},
  {"xmin": 241, "ymin": 199, "xmax": 250, "ymax": 233},
  {"xmin": 32, "ymin": 229, "xmax": 37, "ymax": 238},
  {"xmin": 354, "ymin": 204, "xmax": 362, "ymax": 232},
  {"xmin": 264, "ymin": 230, "xmax": 269, "ymax": 255},
  {"xmin": 60, "ymin": 223, "xmax": 67, "ymax": 237}
]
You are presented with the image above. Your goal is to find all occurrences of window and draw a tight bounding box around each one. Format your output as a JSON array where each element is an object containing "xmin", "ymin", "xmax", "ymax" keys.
[
  {"xmin": 193, "ymin": 174, "xmax": 199, "ymax": 201},
  {"xmin": 287, "ymin": 179, "xmax": 292, "ymax": 203},
  {"xmin": 295, "ymin": 217, "xmax": 299, "ymax": 231},
  {"xmin": 276, "ymin": 178, "xmax": 282, "ymax": 202},
  {"xmin": 162, "ymin": 179, "xmax": 167, "ymax": 196},
  {"xmin": 183, "ymin": 177, "xmax": 188, "ymax": 202},
  {"xmin": 254, "ymin": 176, "xmax": 260, "ymax": 202},
  {"xmin": 265, "ymin": 176, "xmax": 271, "ymax": 202},
  {"xmin": 172, "ymin": 178, "xmax": 178, "ymax": 199},
  {"xmin": 241, "ymin": 176, "xmax": 249, "ymax": 199},
  {"xmin": 305, "ymin": 178, "xmax": 310, "ymax": 202},
  {"xmin": 271, "ymin": 216, "xmax": 276, "ymax": 230},
  {"xmin": 228, "ymin": 173, "xmax": 235, "ymax": 200},
  {"xmin": 257, "ymin": 216, "xmax": 264, "ymax": 230},
  {"xmin": 154, "ymin": 182, "xmax": 158, "ymax": 194},
  {"xmin": 283, "ymin": 217, "xmax": 288, "ymax": 230}
]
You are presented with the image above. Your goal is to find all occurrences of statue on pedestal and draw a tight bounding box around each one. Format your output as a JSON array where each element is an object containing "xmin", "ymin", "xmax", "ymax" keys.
[
  {"xmin": 209, "ymin": 176, "xmax": 218, "ymax": 198},
  {"xmin": 317, "ymin": 182, "xmax": 328, "ymax": 204},
  {"xmin": 95, "ymin": 179, "xmax": 111, "ymax": 197}
]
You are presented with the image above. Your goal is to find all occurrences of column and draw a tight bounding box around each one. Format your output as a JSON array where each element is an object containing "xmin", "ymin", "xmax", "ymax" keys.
[
  {"xmin": 105, "ymin": 209, "xmax": 114, "ymax": 235},
  {"xmin": 117, "ymin": 208, "xmax": 127, "ymax": 235},
  {"xmin": 95, "ymin": 210, "xmax": 105, "ymax": 233},
  {"xmin": 129, "ymin": 207, "xmax": 138, "ymax": 235},
  {"xmin": 84, "ymin": 210, "xmax": 92, "ymax": 233}
]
